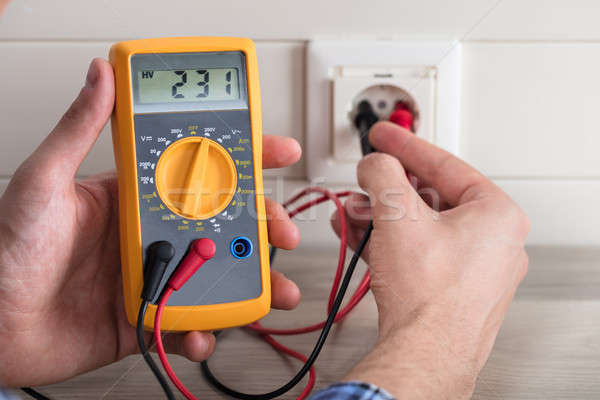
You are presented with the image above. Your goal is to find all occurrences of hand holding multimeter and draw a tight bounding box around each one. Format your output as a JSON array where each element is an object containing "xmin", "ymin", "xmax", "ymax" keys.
[{"xmin": 0, "ymin": 52, "xmax": 302, "ymax": 388}]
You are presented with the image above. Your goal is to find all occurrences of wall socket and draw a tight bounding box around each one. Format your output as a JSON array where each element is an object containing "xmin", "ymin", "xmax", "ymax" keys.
[
  {"xmin": 333, "ymin": 66, "xmax": 435, "ymax": 162},
  {"xmin": 306, "ymin": 40, "xmax": 461, "ymax": 184}
]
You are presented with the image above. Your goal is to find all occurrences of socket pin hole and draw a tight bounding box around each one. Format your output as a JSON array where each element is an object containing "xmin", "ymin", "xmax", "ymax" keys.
[{"xmin": 349, "ymin": 84, "xmax": 420, "ymax": 133}]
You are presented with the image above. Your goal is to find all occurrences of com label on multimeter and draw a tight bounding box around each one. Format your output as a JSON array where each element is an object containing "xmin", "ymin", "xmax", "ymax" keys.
[{"xmin": 110, "ymin": 37, "xmax": 271, "ymax": 332}]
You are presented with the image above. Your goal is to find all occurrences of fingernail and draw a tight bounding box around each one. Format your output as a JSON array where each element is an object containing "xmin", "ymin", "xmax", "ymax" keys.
[{"xmin": 85, "ymin": 59, "xmax": 99, "ymax": 88}]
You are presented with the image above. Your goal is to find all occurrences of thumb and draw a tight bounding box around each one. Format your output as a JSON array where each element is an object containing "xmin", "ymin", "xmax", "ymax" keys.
[
  {"xmin": 356, "ymin": 153, "xmax": 424, "ymax": 227},
  {"xmin": 23, "ymin": 58, "xmax": 115, "ymax": 184}
]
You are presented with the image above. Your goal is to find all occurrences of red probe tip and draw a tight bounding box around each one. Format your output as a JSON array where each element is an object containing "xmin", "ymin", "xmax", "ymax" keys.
[
  {"xmin": 389, "ymin": 101, "xmax": 414, "ymax": 130},
  {"xmin": 168, "ymin": 238, "xmax": 216, "ymax": 291},
  {"xmin": 393, "ymin": 101, "xmax": 410, "ymax": 111}
]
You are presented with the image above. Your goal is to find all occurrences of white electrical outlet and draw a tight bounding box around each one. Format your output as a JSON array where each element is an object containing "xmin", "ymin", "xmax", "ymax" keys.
[
  {"xmin": 306, "ymin": 40, "xmax": 461, "ymax": 184},
  {"xmin": 333, "ymin": 66, "xmax": 435, "ymax": 162}
]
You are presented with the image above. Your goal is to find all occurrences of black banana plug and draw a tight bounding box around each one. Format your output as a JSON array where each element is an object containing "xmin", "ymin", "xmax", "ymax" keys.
[
  {"xmin": 141, "ymin": 241, "xmax": 175, "ymax": 302},
  {"xmin": 354, "ymin": 100, "xmax": 379, "ymax": 156}
]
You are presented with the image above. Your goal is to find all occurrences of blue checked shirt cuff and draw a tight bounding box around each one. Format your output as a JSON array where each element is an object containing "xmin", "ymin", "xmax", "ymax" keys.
[
  {"xmin": 309, "ymin": 381, "xmax": 395, "ymax": 400},
  {"xmin": 0, "ymin": 388, "xmax": 21, "ymax": 400}
]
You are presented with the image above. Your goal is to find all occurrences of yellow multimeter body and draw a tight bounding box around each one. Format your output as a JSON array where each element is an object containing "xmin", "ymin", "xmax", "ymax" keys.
[{"xmin": 110, "ymin": 37, "xmax": 271, "ymax": 332}]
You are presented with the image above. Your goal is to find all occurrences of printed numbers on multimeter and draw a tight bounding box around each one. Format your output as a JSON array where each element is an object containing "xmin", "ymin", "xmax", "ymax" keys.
[
  {"xmin": 110, "ymin": 37, "xmax": 271, "ymax": 332},
  {"xmin": 139, "ymin": 68, "xmax": 240, "ymax": 102}
]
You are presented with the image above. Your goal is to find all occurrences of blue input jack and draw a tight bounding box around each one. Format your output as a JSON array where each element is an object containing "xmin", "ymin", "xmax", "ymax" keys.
[{"xmin": 230, "ymin": 236, "xmax": 253, "ymax": 259}]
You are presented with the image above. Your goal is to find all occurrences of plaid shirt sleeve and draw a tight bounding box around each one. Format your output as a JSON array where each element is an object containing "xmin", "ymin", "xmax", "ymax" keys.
[
  {"xmin": 309, "ymin": 382, "xmax": 395, "ymax": 400},
  {"xmin": 0, "ymin": 389, "xmax": 21, "ymax": 400}
]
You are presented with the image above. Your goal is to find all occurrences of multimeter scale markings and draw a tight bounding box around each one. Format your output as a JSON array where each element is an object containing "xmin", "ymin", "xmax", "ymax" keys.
[
  {"xmin": 134, "ymin": 110, "xmax": 262, "ymax": 307},
  {"xmin": 137, "ymin": 116, "xmax": 255, "ymax": 232}
]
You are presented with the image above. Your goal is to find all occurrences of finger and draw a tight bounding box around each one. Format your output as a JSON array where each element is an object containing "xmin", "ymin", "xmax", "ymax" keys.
[
  {"xmin": 406, "ymin": 173, "xmax": 451, "ymax": 211},
  {"xmin": 158, "ymin": 331, "xmax": 216, "ymax": 362},
  {"xmin": 343, "ymin": 193, "xmax": 372, "ymax": 230},
  {"xmin": 270, "ymin": 269, "xmax": 301, "ymax": 310},
  {"xmin": 265, "ymin": 197, "xmax": 300, "ymax": 250},
  {"xmin": 27, "ymin": 58, "xmax": 114, "ymax": 182},
  {"xmin": 330, "ymin": 209, "xmax": 370, "ymax": 264},
  {"xmin": 356, "ymin": 152, "xmax": 425, "ymax": 227},
  {"xmin": 416, "ymin": 182, "xmax": 451, "ymax": 212},
  {"xmin": 263, "ymin": 135, "xmax": 302, "ymax": 169},
  {"xmin": 369, "ymin": 121, "xmax": 500, "ymax": 206}
]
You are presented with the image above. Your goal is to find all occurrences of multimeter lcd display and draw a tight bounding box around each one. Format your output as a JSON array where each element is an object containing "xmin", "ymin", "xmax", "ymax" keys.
[
  {"xmin": 130, "ymin": 51, "xmax": 248, "ymax": 113},
  {"xmin": 137, "ymin": 68, "xmax": 240, "ymax": 103}
]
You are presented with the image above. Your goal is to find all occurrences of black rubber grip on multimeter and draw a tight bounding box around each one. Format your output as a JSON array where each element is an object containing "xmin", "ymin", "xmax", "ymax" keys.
[{"xmin": 141, "ymin": 241, "xmax": 175, "ymax": 302}]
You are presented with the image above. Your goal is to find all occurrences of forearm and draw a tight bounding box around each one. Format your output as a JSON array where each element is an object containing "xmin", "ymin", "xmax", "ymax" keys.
[{"xmin": 343, "ymin": 329, "xmax": 478, "ymax": 400}]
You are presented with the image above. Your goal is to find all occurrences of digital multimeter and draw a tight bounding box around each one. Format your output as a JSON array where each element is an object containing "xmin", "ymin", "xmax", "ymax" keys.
[{"xmin": 110, "ymin": 37, "xmax": 270, "ymax": 332}]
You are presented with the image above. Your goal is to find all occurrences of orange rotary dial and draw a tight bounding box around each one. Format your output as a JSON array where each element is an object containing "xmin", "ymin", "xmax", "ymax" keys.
[{"xmin": 155, "ymin": 137, "xmax": 237, "ymax": 220}]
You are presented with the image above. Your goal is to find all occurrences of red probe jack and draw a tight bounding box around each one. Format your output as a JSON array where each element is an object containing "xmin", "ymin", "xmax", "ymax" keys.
[{"xmin": 167, "ymin": 238, "xmax": 216, "ymax": 290}]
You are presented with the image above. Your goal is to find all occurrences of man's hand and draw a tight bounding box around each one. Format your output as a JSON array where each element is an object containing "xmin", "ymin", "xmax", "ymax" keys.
[
  {"xmin": 331, "ymin": 122, "xmax": 529, "ymax": 399},
  {"xmin": 0, "ymin": 58, "xmax": 302, "ymax": 387}
]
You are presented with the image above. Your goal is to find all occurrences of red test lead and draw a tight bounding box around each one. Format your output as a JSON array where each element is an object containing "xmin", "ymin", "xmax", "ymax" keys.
[
  {"xmin": 168, "ymin": 238, "xmax": 217, "ymax": 290},
  {"xmin": 154, "ymin": 238, "xmax": 216, "ymax": 400}
]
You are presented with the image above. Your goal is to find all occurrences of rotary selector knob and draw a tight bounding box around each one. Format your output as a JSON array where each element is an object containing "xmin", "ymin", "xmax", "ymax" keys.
[{"xmin": 155, "ymin": 137, "xmax": 237, "ymax": 220}]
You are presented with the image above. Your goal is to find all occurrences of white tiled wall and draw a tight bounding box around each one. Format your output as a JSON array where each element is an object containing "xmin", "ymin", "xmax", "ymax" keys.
[
  {"xmin": 0, "ymin": 0, "xmax": 507, "ymax": 40},
  {"xmin": 461, "ymin": 43, "xmax": 600, "ymax": 178},
  {"xmin": 1, "ymin": 0, "xmax": 599, "ymax": 246},
  {"xmin": 0, "ymin": 41, "xmax": 304, "ymax": 178}
]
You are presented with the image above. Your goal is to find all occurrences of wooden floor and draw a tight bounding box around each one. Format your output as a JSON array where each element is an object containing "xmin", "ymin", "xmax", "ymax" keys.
[{"xmin": 32, "ymin": 246, "xmax": 600, "ymax": 399}]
